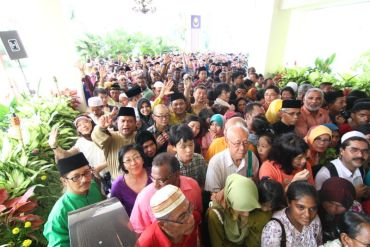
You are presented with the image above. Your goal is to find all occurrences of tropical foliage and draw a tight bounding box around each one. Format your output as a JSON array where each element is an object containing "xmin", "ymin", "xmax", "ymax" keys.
[
  {"xmin": 273, "ymin": 52, "xmax": 370, "ymax": 95},
  {"xmin": 75, "ymin": 30, "xmax": 179, "ymax": 61},
  {"xmin": 0, "ymin": 94, "xmax": 79, "ymax": 246}
]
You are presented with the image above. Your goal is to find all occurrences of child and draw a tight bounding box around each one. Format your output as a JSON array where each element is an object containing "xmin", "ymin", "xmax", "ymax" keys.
[{"xmin": 202, "ymin": 114, "xmax": 224, "ymax": 156}]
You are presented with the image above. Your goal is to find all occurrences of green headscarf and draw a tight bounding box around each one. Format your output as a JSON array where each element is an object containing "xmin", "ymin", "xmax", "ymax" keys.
[{"xmin": 223, "ymin": 174, "xmax": 260, "ymax": 245}]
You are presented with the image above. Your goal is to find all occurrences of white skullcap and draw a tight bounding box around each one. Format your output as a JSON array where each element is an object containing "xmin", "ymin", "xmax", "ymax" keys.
[
  {"xmin": 88, "ymin": 96, "xmax": 103, "ymax": 107},
  {"xmin": 119, "ymin": 93, "xmax": 128, "ymax": 100},
  {"xmin": 118, "ymin": 75, "xmax": 127, "ymax": 81},
  {"xmin": 150, "ymin": 184, "xmax": 186, "ymax": 219},
  {"xmin": 341, "ymin": 131, "xmax": 367, "ymax": 144},
  {"xmin": 153, "ymin": 81, "xmax": 164, "ymax": 88},
  {"xmin": 286, "ymin": 81, "xmax": 298, "ymax": 92}
]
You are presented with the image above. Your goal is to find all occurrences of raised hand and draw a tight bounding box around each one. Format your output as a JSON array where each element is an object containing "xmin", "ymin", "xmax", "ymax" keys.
[
  {"xmin": 48, "ymin": 128, "xmax": 58, "ymax": 148},
  {"xmin": 292, "ymin": 169, "xmax": 310, "ymax": 182},
  {"xmin": 98, "ymin": 115, "xmax": 113, "ymax": 129}
]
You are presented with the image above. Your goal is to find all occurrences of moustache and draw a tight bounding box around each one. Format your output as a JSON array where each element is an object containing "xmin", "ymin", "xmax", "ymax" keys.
[{"xmin": 352, "ymin": 158, "xmax": 365, "ymax": 162}]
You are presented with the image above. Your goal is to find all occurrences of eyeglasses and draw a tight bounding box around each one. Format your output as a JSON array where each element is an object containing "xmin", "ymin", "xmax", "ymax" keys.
[
  {"xmin": 228, "ymin": 139, "xmax": 249, "ymax": 148},
  {"xmin": 154, "ymin": 114, "xmax": 170, "ymax": 119},
  {"xmin": 123, "ymin": 155, "xmax": 142, "ymax": 165},
  {"xmin": 160, "ymin": 203, "xmax": 194, "ymax": 224},
  {"xmin": 348, "ymin": 147, "xmax": 369, "ymax": 156},
  {"xmin": 314, "ymin": 137, "xmax": 331, "ymax": 144},
  {"xmin": 151, "ymin": 173, "xmax": 174, "ymax": 185},
  {"xmin": 282, "ymin": 111, "xmax": 301, "ymax": 117},
  {"xmin": 353, "ymin": 237, "xmax": 370, "ymax": 247},
  {"xmin": 64, "ymin": 169, "xmax": 94, "ymax": 182}
]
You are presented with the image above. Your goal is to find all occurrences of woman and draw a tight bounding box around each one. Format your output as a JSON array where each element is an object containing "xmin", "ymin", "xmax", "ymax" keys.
[
  {"xmin": 48, "ymin": 114, "xmax": 107, "ymax": 175},
  {"xmin": 185, "ymin": 115, "xmax": 203, "ymax": 154},
  {"xmin": 259, "ymin": 133, "xmax": 315, "ymax": 189},
  {"xmin": 207, "ymin": 174, "xmax": 268, "ymax": 247},
  {"xmin": 137, "ymin": 98, "xmax": 154, "ymax": 131},
  {"xmin": 110, "ymin": 144, "xmax": 151, "ymax": 216},
  {"xmin": 202, "ymin": 114, "xmax": 224, "ymax": 155},
  {"xmin": 304, "ymin": 125, "xmax": 332, "ymax": 176},
  {"xmin": 235, "ymin": 97, "xmax": 248, "ymax": 116},
  {"xmin": 261, "ymin": 181, "xmax": 322, "ymax": 247},
  {"xmin": 318, "ymin": 177, "xmax": 363, "ymax": 242},
  {"xmin": 281, "ymin": 86, "xmax": 295, "ymax": 100},
  {"xmin": 257, "ymin": 133, "xmax": 275, "ymax": 163},
  {"xmin": 321, "ymin": 211, "xmax": 370, "ymax": 247}
]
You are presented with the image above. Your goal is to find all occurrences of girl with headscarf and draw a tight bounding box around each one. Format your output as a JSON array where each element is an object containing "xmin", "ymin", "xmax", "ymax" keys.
[
  {"xmin": 137, "ymin": 98, "xmax": 154, "ymax": 131},
  {"xmin": 207, "ymin": 174, "xmax": 269, "ymax": 247},
  {"xmin": 318, "ymin": 177, "xmax": 363, "ymax": 243},
  {"xmin": 304, "ymin": 125, "xmax": 332, "ymax": 176}
]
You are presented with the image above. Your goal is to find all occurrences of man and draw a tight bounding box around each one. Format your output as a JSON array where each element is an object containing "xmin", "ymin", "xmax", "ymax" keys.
[
  {"xmin": 168, "ymin": 93, "xmax": 192, "ymax": 125},
  {"xmin": 273, "ymin": 100, "xmax": 302, "ymax": 136},
  {"xmin": 137, "ymin": 185, "xmax": 197, "ymax": 247},
  {"xmin": 43, "ymin": 153, "xmax": 103, "ymax": 246},
  {"xmin": 191, "ymin": 85, "xmax": 209, "ymax": 115},
  {"xmin": 117, "ymin": 75, "xmax": 129, "ymax": 92},
  {"xmin": 151, "ymin": 81, "xmax": 164, "ymax": 101},
  {"xmin": 350, "ymin": 102, "xmax": 370, "ymax": 130},
  {"xmin": 94, "ymin": 88, "xmax": 114, "ymax": 113},
  {"xmin": 295, "ymin": 88, "xmax": 331, "ymax": 137},
  {"xmin": 324, "ymin": 90, "xmax": 346, "ymax": 115},
  {"xmin": 137, "ymin": 75, "xmax": 154, "ymax": 100},
  {"xmin": 244, "ymin": 102, "xmax": 266, "ymax": 136},
  {"xmin": 263, "ymin": 85, "xmax": 280, "ymax": 110},
  {"xmin": 130, "ymin": 153, "xmax": 202, "ymax": 234},
  {"xmin": 169, "ymin": 124, "xmax": 206, "ymax": 187},
  {"xmin": 147, "ymin": 104, "xmax": 171, "ymax": 153},
  {"xmin": 193, "ymin": 66, "xmax": 207, "ymax": 87},
  {"xmin": 205, "ymin": 124, "xmax": 259, "ymax": 193},
  {"xmin": 92, "ymin": 107, "xmax": 136, "ymax": 179},
  {"xmin": 205, "ymin": 116, "xmax": 256, "ymax": 162},
  {"xmin": 119, "ymin": 92, "xmax": 129, "ymax": 107},
  {"xmin": 135, "ymin": 130, "xmax": 158, "ymax": 165},
  {"xmin": 212, "ymin": 83, "xmax": 233, "ymax": 114},
  {"xmin": 87, "ymin": 96, "xmax": 105, "ymax": 124},
  {"xmin": 315, "ymin": 131, "xmax": 370, "ymax": 199},
  {"xmin": 319, "ymin": 82, "xmax": 333, "ymax": 93},
  {"xmin": 109, "ymin": 83, "xmax": 122, "ymax": 107},
  {"xmin": 229, "ymin": 70, "xmax": 246, "ymax": 103},
  {"xmin": 126, "ymin": 85, "xmax": 143, "ymax": 119}
]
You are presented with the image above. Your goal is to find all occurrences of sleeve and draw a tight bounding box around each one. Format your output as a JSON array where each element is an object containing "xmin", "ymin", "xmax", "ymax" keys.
[
  {"xmin": 261, "ymin": 220, "xmax": 283, "ymax": 247},
  {"xmin": 295, "ymin": 114, "xmax": 309, "ymax": 137},
  {"xmin": 314, "ymin": 166, "xmax": 331, "ymax": 190},
  {"xmin": 43, "ymin": 213, "xmax": 70, "ymax": 247},
  {"xmin": 207, "ymin": 208, "xmax": 226, "ymax": 247},
  {"xmin": 130, "ymin": 194, "xmax": 153, "ymax": 234},
  {"xmin": 110, "ymin": 177, "xmax": 123, "ymax": 202},
  {"xmin": 205, "ymin": 138, "xmax": 217, "ymax": 162},
  {"xmin": 91, "ymin": 126, "xmax": 112, "ymax": 150},
  {"xmin": 152, "ymin": 96, "xmax": 164, "ymax": 107},
  {"xmin": 204, "ymin": 158, "xmax": 223, "ymax": 192},
  {"xmin": 136, "ymin": 224, "xmax": 155, "ymax": 247}
]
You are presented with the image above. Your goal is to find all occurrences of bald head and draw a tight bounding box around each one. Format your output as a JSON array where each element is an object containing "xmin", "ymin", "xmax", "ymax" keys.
[
  {"xmin": 153, "ymin": 104, "xmax": 169, "ymax": 115},
  {"xmin": 224, "ymin": 117, "xmax": 248, "ymax": 136}
]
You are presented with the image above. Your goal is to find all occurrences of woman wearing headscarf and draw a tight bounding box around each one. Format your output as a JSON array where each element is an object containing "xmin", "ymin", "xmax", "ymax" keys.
[
  {"xmin": 304, "ymin": 125, "xmax": 332, "ymax": 176},
  {"xmin": 137, "ymin": 98, "xmax": 154, "ymax": 131},
  {"xmin": 265, "ymin": 99, "xmax": 282, "ymax": 125},
  {"xmin": 318, "ymin": 177, "xmax": 363, "ymax": 243},
  {"xmin": 207, "ymin": 174, "xmax": 269, "ymax": 247}
]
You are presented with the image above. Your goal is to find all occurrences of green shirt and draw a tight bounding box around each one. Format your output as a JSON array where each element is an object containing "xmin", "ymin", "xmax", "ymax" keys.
[
  {"xmin": 207, "ymin": 208, "xmax": 272, "ymax": 247},
  {"xmin": 43, "ymin": 181, "xmax": 102, "ymax": 247}
]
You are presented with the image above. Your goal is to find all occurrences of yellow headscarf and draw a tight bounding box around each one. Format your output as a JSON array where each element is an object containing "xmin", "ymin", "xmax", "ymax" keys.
[
  {"xmin": 265, "ymin": 99, "xmax": 282, "ymax": 124},
  {"xmin": 304, "ymin": 125, "xmax": 332, "ymax": 145}
]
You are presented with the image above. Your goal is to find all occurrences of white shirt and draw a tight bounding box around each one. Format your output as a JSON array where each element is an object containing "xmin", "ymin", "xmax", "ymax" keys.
[
  {"xmin": 204, "ymin": 148, "xmax": 259, "ymax": 192},
  {"xmin": 74, "ymin": 137, "xmax": 106, "ymax": 170},
  {"xmin": 315, "ymin": 158, "xmax": 363, "ymax": 190}
]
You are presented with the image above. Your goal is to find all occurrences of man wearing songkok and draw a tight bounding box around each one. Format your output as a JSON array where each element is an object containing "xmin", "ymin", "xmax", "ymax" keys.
[
  {"xmin": 87, "ymin": 96, "xmax": 105, "ymax": 124},
  {"xmin": 272, "ymin": 100, "xmax": 302, "ymax": 136},
  {"xmin": 92, "ymin": 107, "xmax": 136, "ymax": 179},
  {"xmin": 315, "ymin": 131, "xmax": 370, "ymax": 200},
  {"xmin": 126, "ymin": 85, "xmax": 143, "ymax": 119},
  {"xmin": 137, "ymin": 184, "xmax": 198, "ymax": 247},
  {"xmin": 43, "ymin": 153, "xmax": 103, "ymax": 246},
  {"xmin": 130, "ymin": 152, "xmax": 202, "ymax": 234}
]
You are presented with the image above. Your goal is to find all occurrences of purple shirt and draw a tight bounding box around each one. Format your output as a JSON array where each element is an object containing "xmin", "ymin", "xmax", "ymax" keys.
[{"xmin": 111, "ymin": 170, "xmax": 151, "ymax": 216}]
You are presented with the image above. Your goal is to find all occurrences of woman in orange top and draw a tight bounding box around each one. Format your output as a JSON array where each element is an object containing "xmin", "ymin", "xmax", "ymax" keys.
[
  {"xmin": 304, "ymin": 125, "xmax": 332, "ymax": 177},
  {"xmin": 259, "ymin": 133, "xmax": 314, "ymax": 189}
]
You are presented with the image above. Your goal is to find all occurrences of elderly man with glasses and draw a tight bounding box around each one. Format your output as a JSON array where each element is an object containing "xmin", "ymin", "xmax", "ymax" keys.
[
  {"xmin": 273, "ymin": 100, "xmax": 302, "ymax": 136},
  {"xmin": 43, "ymin": 153, "xmax": 103, "ymax": 246},
  {"xmin": 130, "ymin": 153, "xmax": 202, "ymax": 234}
]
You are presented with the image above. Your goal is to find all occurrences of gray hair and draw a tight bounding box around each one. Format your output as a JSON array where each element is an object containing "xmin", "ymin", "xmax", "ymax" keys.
[{"xmin": 303, "ymin": 88, "xmax": 324, "ymax": 101}]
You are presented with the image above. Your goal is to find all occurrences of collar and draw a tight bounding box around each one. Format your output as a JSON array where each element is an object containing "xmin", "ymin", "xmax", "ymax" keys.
[
  {"xmin": 225, "ymin": 149, "xmax": 246, "ymax": 171},
  {"xmin": 333, "ymin": 158, "xmax": 362, "ymax": 178},
  {"xmin": 214, "ymin": 98, "xmax": 231, "ymax": 108}
]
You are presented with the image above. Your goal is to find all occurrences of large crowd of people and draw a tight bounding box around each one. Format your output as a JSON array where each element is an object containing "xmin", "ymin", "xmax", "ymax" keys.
[{"xmin": 44, "ymin": 53, "xmax": 370, "ymax": 246}]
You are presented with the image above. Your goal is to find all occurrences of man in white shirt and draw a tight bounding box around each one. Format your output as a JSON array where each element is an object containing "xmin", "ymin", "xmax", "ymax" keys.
[
  {"xmin": 205, "ymin": 124, "xmax": 259, "ymax": 193},
  {"xmin": 315, "ymin": 131, "xmax": 370, "ymax": 199}
]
